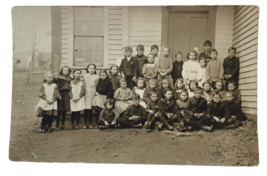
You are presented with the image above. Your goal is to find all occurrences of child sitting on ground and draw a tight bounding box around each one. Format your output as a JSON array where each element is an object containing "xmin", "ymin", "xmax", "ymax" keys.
[
  {"xmin": 117, "ymin": 93, "xmax": 146, "ymax": 128},
  {"xmin": 157, "ymin": 88, "xmax": 178, "ymax": 131},
  {"xmin": 142, "ymin": 53, "xmax": 158, "ymax": 84},
  {"xmin": 143, "ymin": 79, "xmax": 160, "ymax": 103},
  {"xmin": 227, "ymin": 81, "xmax": 241, "ymax": 106},
  {"xmin": 173, "ymin": 78, "xmax": 185, "ymax": 100},
  {"xmin": 207, "ymin": 91, "xmax": 238, "ymax": 129},
  {"xmin": 205, "ymin": 49, "xmax": 224, "ymax": 89},
  {"xmin": 224, "ymin": 91, "xmax": 247, "ymax": 125},
  {"xmin": 171, "ymin": 52, "xmax": 184, "ymax": 84},
  {"xmin": 202, "ymin": 81, "xmax": 213, "ymax": 104},
  {"xmin": 98, "ymin": 99, "xmax": 120, "ymax": 129},
  {"xmin": 199, "ymin": 40, "xmax": 212, "ymax": 63},
  {"xmin": 183, "ymin": 87, "xmax": 213, "ymax": 132},
  {"xmin": 132, "ymin": 77, "xmax": 146, "ymax": 108},
  {"xmin": 144, "ymin": 93, "xmax": 160, "ymax": 132}
]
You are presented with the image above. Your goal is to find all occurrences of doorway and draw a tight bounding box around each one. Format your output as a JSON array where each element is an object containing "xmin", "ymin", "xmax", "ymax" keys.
[{"xmin": 168, "ymin": 12, "xmax": 208, "ymax": 61}]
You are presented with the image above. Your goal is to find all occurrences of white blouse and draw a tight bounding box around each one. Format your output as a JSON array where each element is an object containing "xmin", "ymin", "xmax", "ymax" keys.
[{"xmin": 182, "ymin": 60, "xmax": 202, "ymax": 81}]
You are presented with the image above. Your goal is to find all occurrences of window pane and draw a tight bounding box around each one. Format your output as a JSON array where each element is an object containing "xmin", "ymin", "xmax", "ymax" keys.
[
  {"xmin": 94, "ymin": 51, "xmax": 103, "ymax": 67},
  {"xmin": 84, "ymin": 51, "xmax": 94, "ymax": 64},
  {"xmin": 85, "ymin": 37, "xmax": 94, "ymax": 50},
  {"xmin": 74, "ymin": 50, "xmax": 85, "ymax": 66},
  {"xmin": 74, "ymin": 37, "xmax": 84, "ymax": 50},
  {"xmin": 93, "ymin": 37, "xmax": 103, "ymax": 51}
]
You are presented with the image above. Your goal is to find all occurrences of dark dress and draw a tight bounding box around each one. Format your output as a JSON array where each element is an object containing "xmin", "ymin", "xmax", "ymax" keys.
[
  {"xmin": 223, "ymin": 56, "xmax": 240, "ymax": 89},
  {"xmin": 57, "ymin": 75, "xmax": 71, "ymax": 112}
]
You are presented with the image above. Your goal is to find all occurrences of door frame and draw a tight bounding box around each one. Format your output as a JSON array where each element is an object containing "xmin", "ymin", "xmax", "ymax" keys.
[{"xmin": 161, "ymin": 6, "xmax": 217, "ymax": 59}]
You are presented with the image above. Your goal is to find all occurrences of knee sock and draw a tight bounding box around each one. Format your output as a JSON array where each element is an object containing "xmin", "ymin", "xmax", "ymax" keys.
[
  {"xmin": 61, "ymin": 111, "xmax": 66, "ymax": 125},
  {"xmin": 47, "ymin": 116, "xmax": 53, "ymax": 127},
  {"xmin": 71, "ymin": 112, "xmax": 75, "ymax": 125},
  {"xmin": 76, "ymin": 112, "xmax": 81, "ymax": 125}
]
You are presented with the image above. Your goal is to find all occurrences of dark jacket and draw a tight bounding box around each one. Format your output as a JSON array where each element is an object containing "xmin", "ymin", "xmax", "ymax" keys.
[
  {"xmin": 173, "ymin": 88, "xmax": 186, "ymax": 100},
  {"xmin": 119, "ymin": 57, "xmax": 138, "ymax": 77},
  {"xmin": 187, "ymin": 97, "xmax": 207, "ymax": 114},
  {"xmin": 199, "ymin": 51, "xmax": 211, "ymax": 62},
  {"xmin": 134, "ymin": 54, "xmax": 147, "ymax": 77},
  {"xmin": 143, "ymin": 85, "xmax": 160, "ymax": 103},
  {"xmin": 232, "ymin": 89, "xmax": 241, "ymax": 106},
  {"xmin": 173, "ymin": 98, "xmax": 191, "ymax": 114},
  {"xmin": 123, "ymin": 104, "xmax": 147, "ymax": 120},
  {"xmin": 96, "ymin": 78, "xmax": 114, "ymax": 99},
  {"xmin": 223, "ymin": 56, "xmax": 240, "ymax": 83},
  {"xmin": 108, "ymin": 74, "xmax": 122, "ymax": 92},
  {"xmin": 158, "ymin": 98, "xmax": 176, "ymax": 115},
  {"xmin": 171, "ymin": 60, "xmax": 183, "ymax": 80},
  {"xmin": 99, "ymin": 108, "xmax": 120, "ymax": 123},
  {"xmin": 224, "ymin": 99, "xmax": 243, "ymax": 116},
  {"xmin": 207, "ymin": 100, "xmax": 230, "ymax": 119},
  {"xmin": 146, "ymin": 99, "xmax": 160, "ymax": 113}
]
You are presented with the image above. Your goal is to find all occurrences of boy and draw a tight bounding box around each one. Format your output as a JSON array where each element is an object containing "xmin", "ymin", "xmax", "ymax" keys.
[
  {"xmin": 156, "ymin": 47, "xmax": 174, "ymax": 89},
  {"xmin": 134, "ymin": 44, "xmax": 147, "ymax": 78},
  {"xmin": 151, "ymin": 45, "xmax": 160, "ymax": 65},
  {"xmin": 117, "ymin": 93, "xmax": 146, "ymax": 128},
  {"xmin": 199, "ymin": 40, "xmax": 212, "ymax": 63},
  {"xmin": 171, "ymin": 52, "xmax": 183, "ymax": 84},
  {"xmin": 119, "ymin": 46, "xmax": 138, "ymax": 89},
  {"xmin": 227, "ymin": 81, "xmax": 241, "ymax": 106},
  {"xmin": 205, "ymin": 49, "xmax": 224, "ymax": 89},
  {"xmin": 157, "ymin": 88, "xmax": 178, "ymax": 131},
  {"xmin": 116, "ymin": 47, "xmax": 126, "ymax": 67},
  {"xmin": 224, "ymin": 91, "xmax": 247, "ymax": 124},
  {"xmin": 145, "ymin": 93, "xmax": 160, "ymax": 132},
  {"xmin": 223, "ymin": 47, "xmax": 240, "ymax": 90},
  {"xmin": 207, "ymin": 91, "xmax": 238, "ymax": 129},
  {"xmin": 184, "ymin": 87, "xmax": 213, "ymax": 131}
]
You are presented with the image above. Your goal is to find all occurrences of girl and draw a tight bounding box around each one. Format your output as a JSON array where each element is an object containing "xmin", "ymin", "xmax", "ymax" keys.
[
  {"xmin": 98, "ymin": 99, "xmax": 120, "ymax": 129},
  {"xmin": 159, "ymin": 79, "xmax": 172, "ymax": 100},
  {"xmin": 92, "ymin": 70, "xmax": 113, "ymax": 128},
  {"xmin": 36, "ymin": 72, "xmax": 61, "ymax": 133},
  {"xmin": 142, "ymin": 53, "xmax": 158, "ymax": 84},
  {"xmin": 132, "ymin": 77, "xmax": 146, "ymax": 108},
  {"xmin": 84, "ymin": 64, "xmax": 99, "ymax": 129},
  {"xmin": 182, "ymin": 50, "xmax": 202, "ymax": 85},
  {"xmin": 187, "ymin": 79, "xmax": 198, "ymax": 98},
  {"xmin": 108, "ymin": 64, "xmax": 122, "ymax": 94},
  {"xmin": 213, "ymin": 80, "xmax": 226, "ymax": 101},
  {"xmin": 57, "ymin": 65, "xmax": 72, "ymax": 130},
  {"xmin": 114, "ymin": 79, "xmax": 134, "ymax": 114},
  {"xmin": 69, "ymin": 69, "xmax": 85, "ymax": 130},
  {"xmin": 156, "ymin": 47, "xmax": 174, "ymax": 89},
  {"xmin": 202, "ymin": 81, "xmax": 212, "ymax": 104},
  {"xmin": 143, "ymin": 78, "xmax": 161, "ymax": 103},
  {"xmin": 196, "ymin": 58, "xmax": 207, "ymax": 88},
  {"xmin": 174, "ymin": 78, "xmax": 185, "ymax": 100}
]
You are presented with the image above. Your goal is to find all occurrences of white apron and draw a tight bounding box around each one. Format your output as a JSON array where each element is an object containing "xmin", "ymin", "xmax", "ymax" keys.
[
  {"xmin": 70, "ymin": 81, "xmax": 85, "ymax": 112},
  {"xmin": 36, "ymin": 83, "xmax": 57, "ymax": 111}
]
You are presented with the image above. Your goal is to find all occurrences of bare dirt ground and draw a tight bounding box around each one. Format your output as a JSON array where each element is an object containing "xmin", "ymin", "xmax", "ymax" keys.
[{"xmin": 9, "ymin": 72, "xmax": 259, "ymax": 166}]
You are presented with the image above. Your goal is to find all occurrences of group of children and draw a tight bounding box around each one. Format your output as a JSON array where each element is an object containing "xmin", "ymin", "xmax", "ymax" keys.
[{"xmin": 36, "ymin": 40, "xmax": 246, "ymax": 133}]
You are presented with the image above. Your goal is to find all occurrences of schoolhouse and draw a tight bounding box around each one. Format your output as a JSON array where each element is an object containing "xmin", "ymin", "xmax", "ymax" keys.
[{"xmin": 50, "ymin": 6, "xmax": 258, "ymax": 120}]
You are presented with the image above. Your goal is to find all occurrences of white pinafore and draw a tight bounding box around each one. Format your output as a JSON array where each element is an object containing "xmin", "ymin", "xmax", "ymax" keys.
[
  {"xmin": 70, "ymin": 81, "xmax": 85, "ymax": 112},
  {"xmin": 135, "ymin": 87, "xmax": 146, "ymax": 108},
  {"xmin": 84, "ymin": 74, "xmax": 99, "ymax": 109},
  {"xmin": 36, "ymin": 83, "xmax": 57, "ymax": 111}
]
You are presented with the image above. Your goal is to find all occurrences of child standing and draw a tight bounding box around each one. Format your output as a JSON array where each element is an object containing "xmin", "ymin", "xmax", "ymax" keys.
[
  {"xmin": 92, "ymin": 70, "xmax": 113, "ymax": 127},
  {"xmin": 115, "ymin": 47, "xmax": 126, "ymax": 67},
  {"xmin": 142, "ymin": 53, "xmax": 158, "ymax": 83},
  {"xmin": 132, "ymin": 77, "xmax": 146, "ymax": 108},
  {"xmin": 56, "ymin": 65, "xmax": 72, "ymax": 130},
  {"xmin": 196, "ymin": 58, "xmax": 207, "ymax": 88},
  {"xmin": 156, "ymin": 47, "xmax": 174, "ymax": 89},
  {"xmin": 151, "ymin": 45, "xmax": 160, "ymax": 65},
  {"xmin": 134, "ymin": 44, "xmax": 147, "ymax": 78},
  {"xmin": 98, "ymin": 99, "xmax": 120, "ymax": 129},
  {"xmin": 173, "ymin": 78, "xmax": 185, "ymax": 100},
  {"xmin": 119, "ymin": 46, "xmax": 138, "ymax": 90},
  {"xmin": 172, "ymin": 52, "xmax": 184, "ymax": 84},
  {"xmin": 205, "ymin": 49, "xmax": 224, "ymax": 89},
  {"xmin": 114, "ymin": 79, "xmax": 134, "ymax": 114},
  {"xmin": 199, "ymin": 40, "xmax": 212, "ymax": 63},
  {"xmin": 202, "ymin": 81, "xmax": 212, "ymax": 104},
  {"xmin": 117, "ymin": 94, "xmax": 146, "ymax": 128},
  {"xmin": 223, "ymin": 47, "xmax": 240, "ymax": 90},
  {"xmin": 142, "ymin": 78, "xmax": 160, "ymax": 103},
  {"xmin": 182, "ymin": 51, "xmax": 202, "ymax": 84},
  {"xmin": 69, "ymin": 69, "xmax": 85, "ymax": 130},
  {"xmin": 84, "ymin": 64, "xmax": 99, "ymax": 129},
  {"xmin": 144, "ymin": 93, "xmax": 160, "ymax": 132},
  {"xmin": 108, "ymin": 64, "xmax": 122, "ymax": 94},
  {"xmin": 227, "ymin": 81, "xmax": 241, "ymax": 106},
  {"xmin": 36, "ymin": 72, "xmax": 61, "ymax": 133}
]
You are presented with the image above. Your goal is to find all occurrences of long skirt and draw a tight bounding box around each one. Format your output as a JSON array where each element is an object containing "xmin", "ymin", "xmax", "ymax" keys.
[{"xmin": 58, "ymin": 90, "xmax": 71, "ymax": 112}]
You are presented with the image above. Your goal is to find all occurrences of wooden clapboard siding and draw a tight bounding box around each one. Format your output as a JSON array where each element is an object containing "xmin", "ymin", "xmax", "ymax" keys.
[
  {"xmin": 108, "ymin": 7, "xmax": 124, "ymax": 67},
  {"xmin": 233, "ymin": 5, "xmax": 258, "ymax": 115},
  {"xmin": 129, "ymin": 6, "xmax": 162, "ymax": 56},
  {"xmin": 214, "ymin": 6, "xmax": 235, "ymax": 62},
  {"xmin": 60, "ymin": 7, "xmax": 74, "ymax": 67}
]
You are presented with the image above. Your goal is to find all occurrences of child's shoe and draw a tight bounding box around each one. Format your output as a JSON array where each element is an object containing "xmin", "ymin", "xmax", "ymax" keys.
[
  {"xmin": 61, "ymin": 124, "xmax": 66, "ymax": 130},
  {"xmin": 146, "ymin": 122, "xmax": 151, "ymax": 129},
  {"xmin": 88, "ymin": 123, "xmax": 94, "ymax": 129},
  {"xmin": 41, "ymin": 128, "xmax": 46, "ymax": 133},
  {"xmin": 157, "ymin": 123, "xmax": 163, "ymax": 131},
  {"xmin": 75, "ymin": 124, "xmax": 79, "ymax": 130},
  {"xmin": 187, "ymin": 126, "xmax": 193, "ymax": 131},
  {"xmin": 133, "ymin": 123, "xmax": 143, "ymax": 128},
  {"xmin": 165, "ymin": 123, "xmax": 173, "ymax": 131},
  {"xmin": 55, "ymin": 124, "xmax": 60, "ymax": 131},
  {"xmin": 48, "ymin": 126, "xmax": 52, "ymax": 133},
  {"xmin": 69, "ymin": 124, "xmax": 74, "ymax": 130},
  {"xmin": 83, "ymin": 124, "xmax": 87, "ymax": 129}
]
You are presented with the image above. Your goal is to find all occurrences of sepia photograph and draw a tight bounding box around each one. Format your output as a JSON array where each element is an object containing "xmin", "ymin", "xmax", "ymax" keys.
[{"xmin": 9, "ymin": 5, "xmax": 259, "ymax": 166}]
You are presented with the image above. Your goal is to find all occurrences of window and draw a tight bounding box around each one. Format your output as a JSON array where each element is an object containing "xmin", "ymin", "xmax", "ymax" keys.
[{"xmin": 73, "ymin": 7, "xmax": 104, "ymax": 67}]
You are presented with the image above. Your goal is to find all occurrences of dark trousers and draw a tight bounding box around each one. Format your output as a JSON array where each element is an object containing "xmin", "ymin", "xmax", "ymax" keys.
[
  {"xmin": 157, "ymin": 112, "xmax": 178, "ymax": 125},
  {"xmin": 117, "ymin": 117, "xmax": 143, "ymax": 128},
  {"xmin": 126, "ymin": 76, "xmax": 135, "ymax": 90},
  {"xmin": 209, "ymin": 117, "xmax": 235, "ymax": 129},
  {"xmin": 71, "ymin": 111, "xmax": 81, "ymax": 125},
  {"xmin": 41, "ymin": 115, "xmax": 53, "ymax": 128},
  {"xmin": 97, "ymin": 120, "xmax": 115, "ymax": 128},
  {"xmin": 57, "ymin": 111, "xmax": 66, "ymax": 126},
  {"xmin": 211, "ymin": 81, "xmax": 216, "ymax": 90},
  {"xmin": 236, "ymin": 113, "xmax": 247, "ymax": 121},
  {"xmin": 183, "ymin": 114, "xmax": 210, "ymax": 130},
  {"xmin": 146, "ymin": 113, "xmax": 157, "ymax": 129},
  {"xmin": 84, "ymin": 109, "xmax": 93, "ymax": 124}
]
